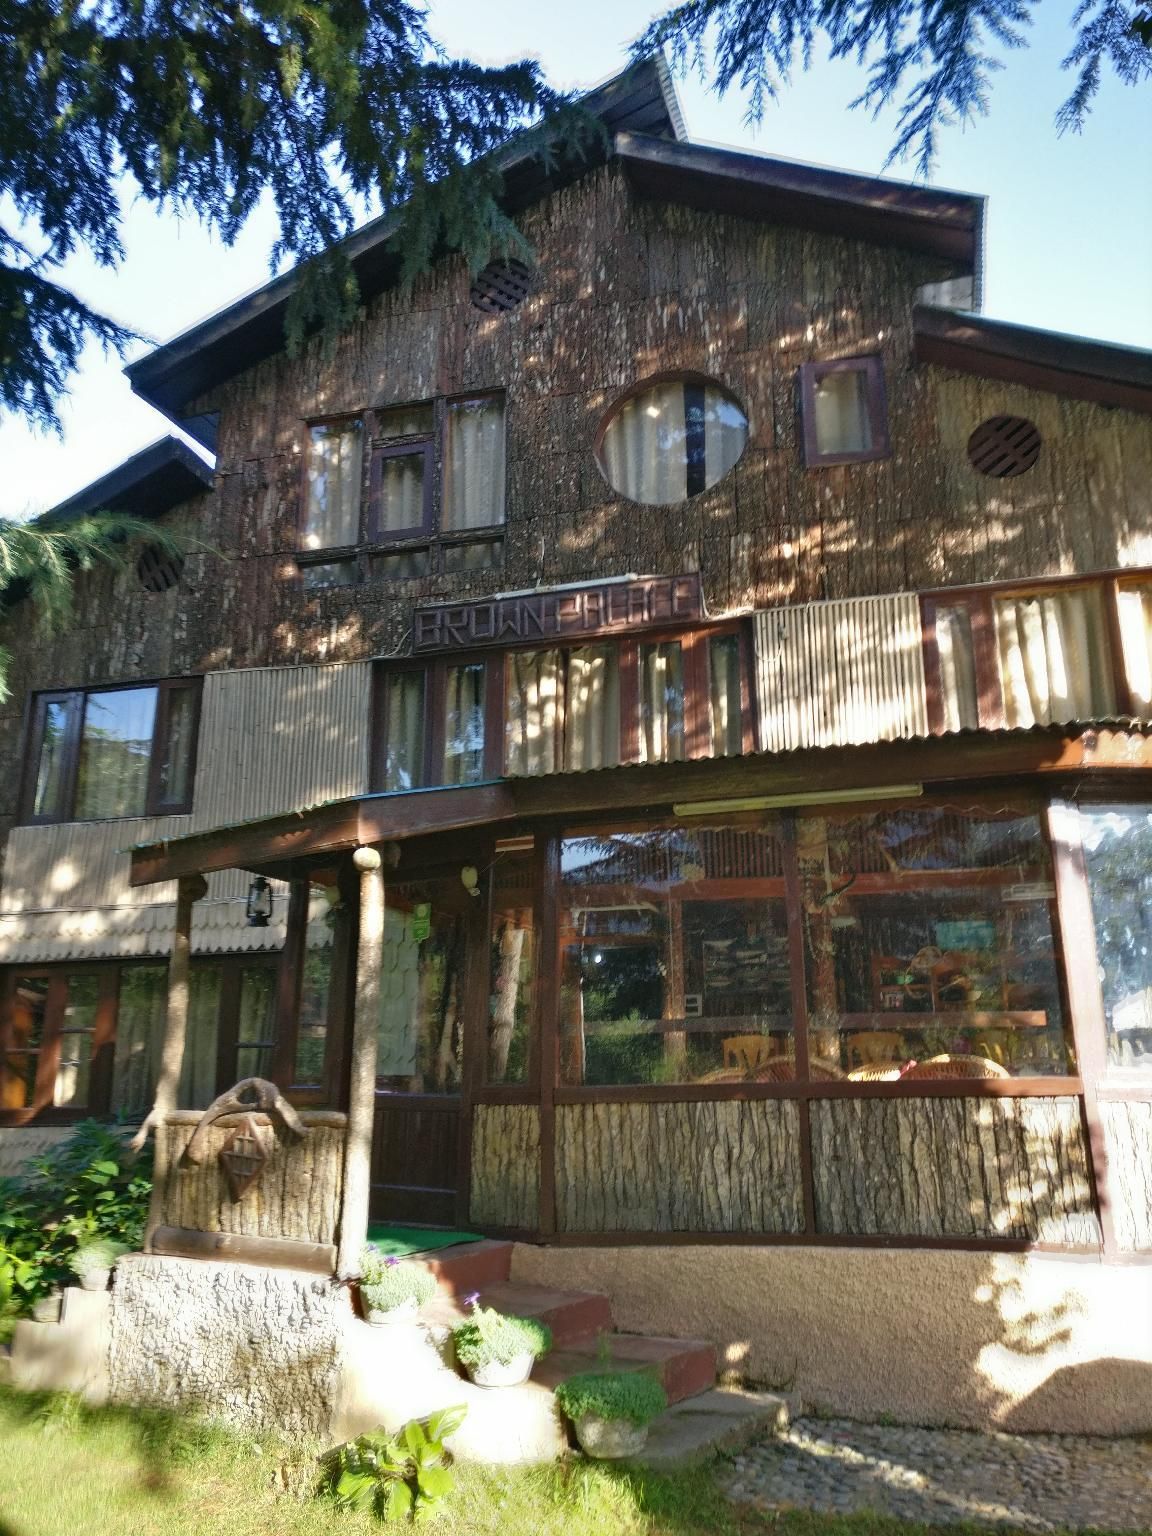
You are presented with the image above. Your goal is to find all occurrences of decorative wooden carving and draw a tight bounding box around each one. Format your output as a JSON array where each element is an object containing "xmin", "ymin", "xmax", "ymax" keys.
[
  {"xmin": 218, "ymin": 1113, "xmax": 270, "ymax": 1201},
  {"xmin": 183, "ymin": 1077, "xmax": 306, "ymax": 1164}
]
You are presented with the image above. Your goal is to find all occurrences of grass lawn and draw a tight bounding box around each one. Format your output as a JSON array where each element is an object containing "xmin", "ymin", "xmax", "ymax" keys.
[{"xmin": 0, "ymin": 1386, "xmax": 997, "ymax": 1536}]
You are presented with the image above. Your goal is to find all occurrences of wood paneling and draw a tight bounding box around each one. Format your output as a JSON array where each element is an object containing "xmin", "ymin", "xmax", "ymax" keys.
[
  {"xmin": 370, "ymin": 1094, "xmax": 460, "ymax": 1226},
  {"xmin": 1099, "ymin": 1098, "xmax": 1152, "ymax": 1251},
  {"xmin": 811, "ymin": 1095, "xmax": 1099, "ymax": 1244},
  {"xmin": 469, "ymin": 1104, "xmax": 540, "ymax": 1229},
  {"xmin": 555, "ymin": 1100, "xmax": 804, "ymax": 1234}
]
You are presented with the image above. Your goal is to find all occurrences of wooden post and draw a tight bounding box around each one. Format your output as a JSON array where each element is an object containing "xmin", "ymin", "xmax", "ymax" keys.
[
  {"xmin": 136, "ymin": 872, "xmax": 208, "ymax": 1250},
  {"xmin": 270, "ymin": 877, "xmax": 310, "ymax": 1088},
  {"xmin": 336, "ymin": 846, "xmax": 384, "ymax": 1279}
]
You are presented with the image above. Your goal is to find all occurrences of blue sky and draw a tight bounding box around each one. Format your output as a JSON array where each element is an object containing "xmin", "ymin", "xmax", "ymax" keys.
[{"xmin": 2, "ymin": 0, "xmax": 1149, "ymax": 518}]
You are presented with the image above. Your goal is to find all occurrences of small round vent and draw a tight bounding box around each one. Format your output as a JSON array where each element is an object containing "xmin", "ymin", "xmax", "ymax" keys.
[
  {"xmin": 137, "ymin": 545, "xmax": 185, "ymax": 593},
  {"xmin": 470, "ymin": 258, "xmax": 534, "ymax": 315},
  {"xmin": 967, "ymin": 416, "xmax": 1042, "ymax": 478}
]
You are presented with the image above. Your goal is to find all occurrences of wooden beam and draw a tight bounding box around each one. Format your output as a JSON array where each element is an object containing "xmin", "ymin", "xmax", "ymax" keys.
[
  {"xmin": 151, "ymin": 1225, "xmax": 337, "ymax": 1275},
  {"xmin": 336, "ymin": 846, "xmax": 385, "ymax": 1279}
]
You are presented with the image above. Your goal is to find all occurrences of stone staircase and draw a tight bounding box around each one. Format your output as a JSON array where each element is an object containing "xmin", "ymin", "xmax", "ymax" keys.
[{"xmin": 335, "ymin": 1238, "xmax": 790, "ymax": 1465}]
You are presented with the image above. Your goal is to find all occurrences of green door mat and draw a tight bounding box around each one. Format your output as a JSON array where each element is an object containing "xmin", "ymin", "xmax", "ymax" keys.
[{"xmin": 366, "ymin": 1223, "xmax": 484, "ymax": 1257}]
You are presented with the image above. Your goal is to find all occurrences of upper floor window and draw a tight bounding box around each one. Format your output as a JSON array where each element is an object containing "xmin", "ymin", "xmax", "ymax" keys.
[
  {"xmin": 596, "ymin": 377, "xmax": 748, "ymax": 506},
  {"xmin": 23, "ymin": 678, "xmax": 200, "ymax": 824},
  {"xmin": 300, "ymin": 393, "xmax": 505, "ymax": 585},
  {"xmin": 374, "ymin": 660, "xmax": 497, "ymax": 794},
  {"xmin": 799, "ymin": 356, "xmax": 889, "ymax": 467}
]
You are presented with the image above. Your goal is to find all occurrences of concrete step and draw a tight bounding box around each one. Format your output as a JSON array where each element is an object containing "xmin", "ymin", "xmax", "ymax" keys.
[
  {"xmin": 533, "ymin": 1332, "xmax": 717, "ymax": 1408},
  {"xmin": 421, "ymin": 1279, "xmax": 614, "ymax": 1350},
  {"xmin": 635, "ymin": 1387, "xmax": 791, "ymax": 1466},
  {"xmin": 412, "ymin": 1240, "xmax": 514, "ymax": 1297}
]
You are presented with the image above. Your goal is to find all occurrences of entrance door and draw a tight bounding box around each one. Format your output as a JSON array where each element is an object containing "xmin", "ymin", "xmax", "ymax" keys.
[{"xmin": 369, "ymin": 880, "xmax": 476, "ymax": 1227}]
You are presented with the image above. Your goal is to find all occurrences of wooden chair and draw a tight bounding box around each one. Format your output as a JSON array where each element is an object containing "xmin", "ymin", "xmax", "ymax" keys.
[
  {"xmin": 722, "ymin": 1034, "xmax": 776, "ymax": 1074},
  {"xmin": 845, "ymin": 1030, "xmax": 904, "ymax": 1069},
  {"xmin": 902, "ymin": 1053, "xmax": 1009, "ymax": 1081}
]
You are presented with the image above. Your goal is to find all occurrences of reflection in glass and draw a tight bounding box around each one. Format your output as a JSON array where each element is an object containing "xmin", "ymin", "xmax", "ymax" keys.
[
  {"xmin": 301, "ymin": 558, "xmax": 357, "ymax": 589},
  {"xmin": 2, "ymin": 975, "xmax": 49, "ymax": 1109},
  {"xmin": 179, "ymin": 967, "xmax": 222, "ymax": 1109},
  {"xmin": 708, "ymin": 634, "xmax": 744, "ymax": 756},
  {"xmin": 295, "ymin": 943, "xmax": 333, "ymax": 1087},
  {"xmin": 384, "ymin": 672, "xmax": 426, "ymax": 792},
  {"xmin": 75, "ymin": 687, "xmax": 157, "ymax": 819},
  {"xmin": 488, "ymin": 853, "xmax": 534, "ymax": 1083},
  {"xmin": 640, "ymin": 642, "xmax": 685, "ymax": 763},
  {"xmin": 443, "ymin": 539, "xmax": 503, "ymax": 574},
  {"xmin": 373, "ymin": 549, "xmax": 430, "ymax": 581},
  {"xmin": 157, "ymin": 687, "xmax": 197, "ymax": 807},
  {"xmin": 599, "ymin": 380, "xmax": 748, "ymax": 505},
  {"xmin": 443, "ymin": 664, "xmax": 486, "ymax": 785},
  {"xmin": 559, "ymin": 823, "xmax": 793, "ymax": 1085},
  {"xmin": 304, "ymin": 422, "xmax": 361, "ymax": 549},
  {"xmin": 378, "ymin": 881, "xmax": 468, "ymax": 1092},
  {"xmin": 54, "ymin": 975, "xmax": 100, "ymax": 1107},
  {"xmin": 235, "ymin": 967, "xmax": 276, "ymax": 1081},
  {"xmin": 813, "ymin": 370, "xmax": 871, "ymax": 456},
  {"xmin": 1080, "ymin": 805, "xmax": 1152, "ymax": 1072},
  {"xmin": 34, "ymin": 701, "xmax": 71, "ymax": 818},
  {"xmin": 798, "ymin": 806, "xmax": 1071, "ymax": 1079},
  {"xmin": 113, "ymin": 966, "xmax": 166, "ymax": 1116}
]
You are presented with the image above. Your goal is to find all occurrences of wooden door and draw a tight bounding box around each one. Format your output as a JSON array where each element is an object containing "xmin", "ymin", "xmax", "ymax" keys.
[{"xmin": 370, "ymin": 1094, "xmax": 461, "ymax": 1226}]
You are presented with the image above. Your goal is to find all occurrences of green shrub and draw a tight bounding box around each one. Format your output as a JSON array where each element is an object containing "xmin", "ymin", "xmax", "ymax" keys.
[
  {"xmin": 359, "ymin": 1251, "xmax": 437, "ymax": 1314},
  {"xmin": 452, "ymin": 1307, "xmax": 552, "ymax": 1370},
  {"xmin": 321, "ymin": 1405, "xmax": 467, "ymax": 1521},
  {"xmin": 554, "ymin": 1371, "xmax": 668, "ymax": 1427}
]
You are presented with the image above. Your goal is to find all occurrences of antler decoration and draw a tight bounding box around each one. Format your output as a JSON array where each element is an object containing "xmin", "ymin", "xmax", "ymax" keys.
[{"xmin": 183, "ymin": 1077, "xmax": 307, "ymax": 1165}]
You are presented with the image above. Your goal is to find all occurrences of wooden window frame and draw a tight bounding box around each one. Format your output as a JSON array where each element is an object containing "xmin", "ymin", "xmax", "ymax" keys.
[
  {"xmin": 371, "ymin": 654, "xmax": 503, "ymax": 793},
  {"xmin": 799, "ymin": 355, "xmax": 890, "ymax": 468},
  {"xmin": 20, "ymin": 677, "xmax": 202, "ymax": 825},
  {"xmin": 0, "ymin": 965, "xmax": 119, "ymax": 1126}
]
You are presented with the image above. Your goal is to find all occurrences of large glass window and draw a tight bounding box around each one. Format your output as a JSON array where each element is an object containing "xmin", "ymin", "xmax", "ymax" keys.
[
  {"xmin": 1, "ymin": 972, "xmax": 109, "ymax": 1112},
  {"xmin": 1, "ymin": 975, "xmax": 49, "ymax": 1110},
  {"xmin": 598, "ymin": 378, "xmax": 748, "ymax": 506},
  {"xmin": 75, "ymin": 687, "xmax": 157, "ymax": 820},
  {"xmin": 304, "ymin": 421, "xmax": 362, "ymax": 550},
  {"xmin": 1080, "ymin": 805, "xmax": 1152, "ymax": 1074},
  {"xmin": 488, "ymin": 851, "xmax": 534, "ymax": 1083},
  {"xmin": 377, "ymin": 880, "xmax": 469, "ymax": 1092},
  {"xmin": 559, "ymin": 822, "xmax": 793, "ymax": 1085},
  {"xmin": 798, "ymin": 805, "xmax": 1071, "ymax": 1079},
  {"xmin": 113, "ymin": 966, "xmax": 166, "ymax": 1117}
]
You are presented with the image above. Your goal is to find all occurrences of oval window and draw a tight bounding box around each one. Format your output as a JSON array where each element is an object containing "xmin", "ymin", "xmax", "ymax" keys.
[{"xmin": 598, "ymin": 378, "xmax": 749, "ymax": 505}]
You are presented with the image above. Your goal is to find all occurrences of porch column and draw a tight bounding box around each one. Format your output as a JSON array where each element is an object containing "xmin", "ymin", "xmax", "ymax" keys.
[
  {"xmin": 336, "ymin": 846, "xmax": 385, "ymax": 1279},
  {"xmin": 135, "ymin": 872, "xmax": 208, "ymax": 1248}
]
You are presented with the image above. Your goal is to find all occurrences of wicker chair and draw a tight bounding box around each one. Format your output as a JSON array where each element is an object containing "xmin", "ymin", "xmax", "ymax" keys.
[
  {"xmin": 902, "ymin": 1052, "xmax": 1009, "ymax": 1081},
  {"xmin": 722, "ymin": 1034, "xmax": 776, "ymax": 1074},
  {"xmin": 847, "ymin": 1062, "xmax": 908, "ymax": 1082},
  {"xmin": 846, "ymin": 1030, "xmax": 904, "ymax": 1068}
]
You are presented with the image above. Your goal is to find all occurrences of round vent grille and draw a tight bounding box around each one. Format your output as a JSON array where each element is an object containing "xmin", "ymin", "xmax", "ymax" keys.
[
  {"xmin": 470, "ymin": 258, "xmax": 534, "ymax": 315},
  {"xmin": 967, "ymin": 416, "xmax": 1042, "ymax": 478},
  {"xmin": 137, "ymin": 545, "xmax": 185, "ymax": 593}
]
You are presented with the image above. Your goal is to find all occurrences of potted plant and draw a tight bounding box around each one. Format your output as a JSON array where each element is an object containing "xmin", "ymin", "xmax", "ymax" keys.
[
  {"xmin": 68, "ymin": 1238, "xmax": 129, "ymax": 1293},
  {"xmin": 359, "ymin": 1249, "xmax": 437, "ymax": 1326},
  {"xmin": 451, "ymin": 1301, "xmax": 552, "ymax": 1388},
  {"xmin": 554, "ymin": 1371, "xmax": 668, "ymax": 1459}
]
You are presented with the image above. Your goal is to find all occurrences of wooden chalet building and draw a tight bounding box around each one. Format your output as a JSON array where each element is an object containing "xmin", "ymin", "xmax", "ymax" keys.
[{"xmin": 4, "ymin": 58, "xmax": 1152, "ymax": 1432}]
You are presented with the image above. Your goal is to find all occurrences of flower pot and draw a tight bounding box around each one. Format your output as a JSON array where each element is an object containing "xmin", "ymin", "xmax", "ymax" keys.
[
  {"xmin": 78, "ymin": 1268, "xmax": 111, "ymax": 1293},
  {"xmin": 573, "ymin": 1414, "xmax": 650, "ymax": 1459},
  {"xmin": 32, "ymin": 1293, "xmax": 62, "ymax": 1324},
  {"xmin": 366, "ymin": 1296, "xmax": 420, "ymax": 1326},
  {"xmin": 464, "ymin": 1351, "xmax": 535, "ymax": 1388}
]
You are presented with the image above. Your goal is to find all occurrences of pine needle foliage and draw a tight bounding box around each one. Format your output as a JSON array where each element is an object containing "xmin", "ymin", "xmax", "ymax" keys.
[
  {"xmin": 635, "ymin": 0, "xmax": 1152, "ymax": 173},
  {"xmin": 1, "ymin": 1, "xmax": 597, "ymax": 430}
]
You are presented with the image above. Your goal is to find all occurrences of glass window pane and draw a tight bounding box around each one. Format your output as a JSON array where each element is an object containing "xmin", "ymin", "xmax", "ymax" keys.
[
  {"xmin": 444, "ymin": 397, "xmax": 505, "ymax": 531},
  {"xmin": 376, "ymin": 404, "xmax": 434, "ymax": 440},
  {"xmin": 2, "ymin": 975, "xmax": 49, "ymax": 1109},
  {"xmin": 443, "ymin": 664, "xmax": 486, "ymax": 785},
  {"xmin": 178, "ymin": 966, "xmax": 221, "ymax": 1109},
  {"xmin": 301, "ymin": 558, "xmax": 357, "ymax": 589},
  {"xmin": 1117, "ymin": 585, "xmax": 1152, "ymax": 716},
  {"xmin": 295, "ymin": 943, "xmax": 332, "ymax": 1087},
  {"xmin": 234, "ymin": 966, "xmax": 276, "ymax": 1081},
  {"xmin": 489, "ymin": 853, "xmax": 534, "ymax": 1084},
  {"xmin": 374, "ymin": 450, "xmax": 427, "ymax": 535},
  {"xmin": 564, "ymin": 645, "xmax": 620, "ymax": 772},
  {"xmin": 372, "ymin": 549, "xmax": 430, "ymax": 580},
  {"xmin": 813, "ymin": 369, "xmax": 872, "ymax": 457},
  {"xmin": 442, "ymin": 539, "xmax": 503, "ymax": 574},
  {"xmin": 156, "ymin": 687, "xmax": 197, "ymax": 807},
  {"xmin": 708, "ymin": 634, "xmax": 744, "ymax": 756},
  {"xmin": 378, "ymin": 881, "xmax": 468, "ymax": 1092},
  {"xmin": 384, "ymin": 672, "xmax": 427, "ymax": 792},
  {"xmin": 640, "ymin": 642, "xmax": 685, "ymax": 764},
  {"xmin": 994, "ymin": 589, "xmax": 1115, "ymax": 727},
  {"xmin": 54, "ymin": 974, "xmax": 100, "ymax": 1108},
  {"xmin": 1080, "ymin": 805, "xmax": 1152, "ymax": 1073},
  {"xmin": 599, "ymin": 381, "xmax": 748, "ymax": 505},
  {"xmin": 505, "ymin": 649, "xmax": 561, "ymax": 777},
  {"xmin": 559, "ymin": 822, "xmax": 793, "ymax": 1085},
  {"xmin": 75, "ymin": 687, "xmax": 157, "ymax": 820},
  {"xmin": 34, "ymin": 700, "xmax": 72, "ymax": 818},
  {"xmin": 112, "ymin": 966, "xmax": 167, "ymax": 1116},
  {"xmin": 936, "ymin": 606, "xmax": 980, "ymax": 732},
  {"xmin": 799, "ymin": 806, "xmax": 1071, "ymax": 1080},
  {"xmin": 304, "ymin": 422, "xmax": 361, "ymax": 550}
]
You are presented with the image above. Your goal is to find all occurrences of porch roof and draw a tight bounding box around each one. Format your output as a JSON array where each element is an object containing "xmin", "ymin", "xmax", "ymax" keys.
[{"xmin": 127, "ymin": 720, "xmax": 1152, "ymax": 888}]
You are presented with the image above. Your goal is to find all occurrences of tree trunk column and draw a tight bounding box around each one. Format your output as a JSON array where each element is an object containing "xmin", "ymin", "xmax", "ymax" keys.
[
  {"xmin": 337, "ymin": 846, "xmax": 385, "ymax": 1280},
  {"xmin": 138, "ymin": 872, "xmax": 209, "ymax": 1249}
]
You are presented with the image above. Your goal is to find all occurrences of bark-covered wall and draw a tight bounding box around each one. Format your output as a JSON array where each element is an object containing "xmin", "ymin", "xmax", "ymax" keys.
[
  {"xmin": 1099, "ymin": 1098, "xmax": 1152, "ymax": 1251},
  {"xmin": 811, "ymin": 1096, "xmax": 1099, "ymax": 1244},
  {"xmin": 469, "ymin": 1104, "xmax": 539, "ymax": 1230},
  {"xmin": 156, "ymin": 1112, "xmax": 345, "ymax": 1246},
  {"xmin": 555, "ymin": 1100, "xmax": 804, "ymax": 1233}
]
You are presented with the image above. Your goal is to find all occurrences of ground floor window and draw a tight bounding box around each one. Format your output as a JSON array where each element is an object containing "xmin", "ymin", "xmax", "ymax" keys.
[
  {"xmin": 377, "ymin": 878, "xmax": 469, "ymax": 1093},
  {"xmin": 1079, "ymin": 804, "xmax": 1152, "ymax": 1075}
]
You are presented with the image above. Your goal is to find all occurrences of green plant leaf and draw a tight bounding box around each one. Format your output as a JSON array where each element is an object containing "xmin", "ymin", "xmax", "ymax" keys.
[
  {"xmin": 382, "ymin": 1478, "xmax": 414, "ymax": 1522},
  {"xmin": 419, "ymin": 1465, "xmax": 452, "ymax": 1500},
  {"xmin": 425, "ymin": 1403, "xmax": 467, "ymax": 1441}
]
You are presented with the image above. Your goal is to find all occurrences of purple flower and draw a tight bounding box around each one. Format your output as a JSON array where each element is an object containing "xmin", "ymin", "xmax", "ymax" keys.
[
  {"xmin": 463, "ymin": 1290, "xmax": 481, "ymax": 1309},
  {"xmin": 385, "ymin": 1256, "xmax": 400, "ymax": 1268}
]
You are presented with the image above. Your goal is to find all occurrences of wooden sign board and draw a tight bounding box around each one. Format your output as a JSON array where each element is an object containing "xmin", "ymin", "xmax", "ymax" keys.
[{"xmin": 413, "ymin": 574, "xmax": 703, "ymax": 654}]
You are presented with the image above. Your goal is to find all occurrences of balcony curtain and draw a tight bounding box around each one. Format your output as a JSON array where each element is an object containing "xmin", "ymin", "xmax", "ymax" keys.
[
  {"xmin": 384, "ymin": 672, "xmax": 426, "ymax": 791},
  {"xmin": 601, "ymin": 385, "xmax": 687, "ymax": 505},
  {"xmin": 305, "ymin": 424, "xmax": 361, "ymax": 548},
  {"xmin": 564, "ymin": 646, "xmax": 620, "ymax": 771},
  {"xmin": 505, "ymin": 649, "xmax": 561, "ymax": 777},
  {"xmin": 640, "ymin": 642, "xmax": 685, "ymax": 763},
  {"xmin": 708, "ymin": 634, "xmax": 744, "ymax": 755},
  {"xmin": 994, "ymin": 589, "xmax": 1114, "ymax": 726},
  {"xmin": 442, "ymin": 664, "xmax": 486, "ymax": 785},
  {"xmin": 1117, "ymin": 585, "xmax": 1152, "ymax": 716},
  {"xmin": 444, "ymin": 397, "xmax": 505, "ymax": 531},
  {"xmin": 936, "ymin": 606, "xmax": 980, "ymax": 732}
]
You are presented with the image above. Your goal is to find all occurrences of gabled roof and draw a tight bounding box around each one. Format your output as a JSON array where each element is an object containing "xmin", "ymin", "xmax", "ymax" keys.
[
  {"xmin": 40, "ymin": 436, "xmax": 214, "ymax": 525},
  {"xmin": 914, "ymin": 306, "xmax": 1152, "ymax": 415}
]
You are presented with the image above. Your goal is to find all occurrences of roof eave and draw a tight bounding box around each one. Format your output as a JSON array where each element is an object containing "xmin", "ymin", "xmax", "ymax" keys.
[{"xmin": 39, "ymin": 436, "xmax": 214, "ymax": 526}]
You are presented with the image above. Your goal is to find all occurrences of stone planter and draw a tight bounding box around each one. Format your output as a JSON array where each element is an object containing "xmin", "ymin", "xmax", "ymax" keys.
[
  {"xmin": 464, "ymin": 1351, "xmax": 535, "ymax": 1388},
  {"xmin": 78, "ymin": 1269, "xmax": 111, "ymax": 1293},
  {"xmin": 573, "ymin": 1413, "xmax": 650, "ymax": 1459},
  {"xmin": 32, "ymin": 1292, "xmax": 62, "ymax": 1324},
  {"xmin": 366, "ymin": 1296, "xmax": 420, "ymax": 1327}
]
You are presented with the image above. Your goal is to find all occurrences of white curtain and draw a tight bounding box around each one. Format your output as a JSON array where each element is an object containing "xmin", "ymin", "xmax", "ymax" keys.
[
  {"xmin": 708, "ymin": 634, "xmax": 744, "ymax": 755},
  {"xmin": 111, "ymin": 966, "xmax": 167, "ymax": 1116},
  {"xmin": 640, "ymin": 642, "xmax": 685, "ymax": 763},
  {"xmin": 158, "ymin": 686, "xmax": 196, "ymax": 805},
  {"xmin": 445, "ymin": 397, "xmax": 505, "ymax": 530},
  {"xmin": 375, "ymin": 451, "xmax": 426, "ymax": 534},
  {"xmin": 1117, "ymin": 585, "xmax": 1152, "ymax": 716},
  {"xmin": 305, "ymin": 423, "xmax": 361, "ymax": 548},
  {"xmin": 75, "ymin": 687, "xmax": 157, "ymax": 819},
  {"xmin": 601, "ymin": 385, "xmax": 688, "ymax": 505},
  {"xmin": 384, "ymin": 672, "xmax": 426, "ymax": 791},
  {"xmin": 234, "ymin": 967, "xmax": 276, "ymax": 1080},
  {"xmin": 177, "ymin": 969, "xmax": 221, "ymax": 1110},
  {"xmin": 995, "ymin": 589, "xmax": 1114, "ymax": 726},
  {"xmin": 936, "ymin": 606, "xmax": 980, "ymax": 731},
  {"xmin": 443, "ymin": 664, "xmax": 486, "ymax": 784},
  {"xmin": 505, "ymin": 650, "xmax": 561, "ymax": 776},
  {"xmin": 812, "ymin": 371, "xmax": 871, "ymax": 456},
  {"xmin": 564, "ymin": 646, "xmax": 620, "ymax": 771}
]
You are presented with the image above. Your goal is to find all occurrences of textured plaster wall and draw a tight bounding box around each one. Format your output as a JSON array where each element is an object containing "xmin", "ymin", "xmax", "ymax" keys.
[
  {"xmin": 108, "ymin": 1255, "xmax": 345, "ymax": 1438},
  {"xmin": 511, "ymin": 1243, "xmax": 1152, "ymax": 1436},
  {"xmin": 0, "ymin": 1126, "xmax": 79, "ymax": 1178}
]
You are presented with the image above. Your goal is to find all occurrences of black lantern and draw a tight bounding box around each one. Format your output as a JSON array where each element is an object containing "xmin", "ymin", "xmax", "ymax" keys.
[{"xmin": 246, "ymin": 875, "xmax": 273, "ymax": 927}]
